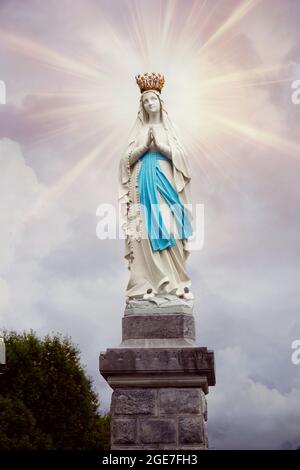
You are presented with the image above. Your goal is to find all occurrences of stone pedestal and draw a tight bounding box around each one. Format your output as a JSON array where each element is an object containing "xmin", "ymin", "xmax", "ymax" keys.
[{"xmin": 100, "ymin": 300, "xmax": 215, "ymax": 450}]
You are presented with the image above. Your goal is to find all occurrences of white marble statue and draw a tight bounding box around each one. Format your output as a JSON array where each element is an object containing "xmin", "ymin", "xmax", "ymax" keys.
[{"xmin": 118, "ymin": 73, "xmax": 194, "ymax": 303}]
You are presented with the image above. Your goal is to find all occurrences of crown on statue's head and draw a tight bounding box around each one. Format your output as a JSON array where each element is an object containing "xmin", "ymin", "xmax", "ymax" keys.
[{"xmin": 135, "ymin": 72, "xmax": 165, "ymax": 94}]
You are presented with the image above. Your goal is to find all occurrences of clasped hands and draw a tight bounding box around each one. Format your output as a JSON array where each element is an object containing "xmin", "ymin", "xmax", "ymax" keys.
[
  {"xmin": 129, "ymin": 126, "xmax": 171, "ymax": 166},
  {"xmin": 144, "ymin": 126, "xmax": 163, "ymax": 153},
  {"xmin": 142, "ymin": 126, "xmax": 171, "ymax": 159}
]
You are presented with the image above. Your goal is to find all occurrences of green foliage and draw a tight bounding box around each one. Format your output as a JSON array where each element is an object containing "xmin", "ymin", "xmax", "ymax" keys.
[
  {"xmin": 0, "ymin": 331, "xmax": 110, "ymax": 450},
  {"xmin": 0, "ymin": 396, "xmax": 52, "ymax": 450}
]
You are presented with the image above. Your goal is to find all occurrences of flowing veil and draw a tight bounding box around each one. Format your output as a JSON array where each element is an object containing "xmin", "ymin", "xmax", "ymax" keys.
[{"xmin": 118, "ymin": 90, "xmax": 193, "ymax": 257}]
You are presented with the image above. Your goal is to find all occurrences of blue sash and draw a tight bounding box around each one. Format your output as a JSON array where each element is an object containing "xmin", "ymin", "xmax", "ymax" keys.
[{"xmin": 138, "ymin": 151, "xmax": 193, "ymax": 251}]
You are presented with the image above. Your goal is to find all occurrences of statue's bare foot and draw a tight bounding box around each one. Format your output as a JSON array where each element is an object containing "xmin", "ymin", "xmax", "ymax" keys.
[
  {"xmin": 143, "ymin": 288, "xmax": 155, "ymax": 300},
  {"xmin": 178, "ymin": 286, "xmax": 194, "ymax": 300},
  {"xmin": 183, "ymin": 292, "xmax": 194, "ymax": 300}
]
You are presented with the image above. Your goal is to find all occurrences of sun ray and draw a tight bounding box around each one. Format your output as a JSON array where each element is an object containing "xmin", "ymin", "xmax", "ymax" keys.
[
  {"xmin": 0, "ymin": 29, "xmax": 103, "ymax": 82},
  {"xmin": 23, "ymin": 132, "xmax": 117, "ymax": 223},
  {"xmin": 178, "ymin": 0, "xmax": 219, "ymax": 49},
  {"xmin": 200, "ymin": 0, "xmax": 261, "ymax": 52},
  {"xmin": 231, "ymin": 77, "xmax": 292, "ymax": 89},
  {"xmin": 28, "ymin": 102, "xmax": 105, "ymax": 122},
  {"xmin": 200, "ymin": 64, "xmax": 288, "ymax": 87},
  {"xmin": 2, "ymin": 0, "xmax": 293, "ymax": 223},
  {"xmin": 208, "ymin": 114, "xmax": 300, "ymax": 159}
]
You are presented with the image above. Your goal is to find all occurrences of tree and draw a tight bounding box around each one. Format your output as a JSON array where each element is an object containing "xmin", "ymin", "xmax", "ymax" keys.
[
  {"xmin": 0, "ymin": 396, "xmax": 51, "ymax": 450},
  {"xmin": 0, "ymin": 331, "xmax": 110, "ymax": 450}
]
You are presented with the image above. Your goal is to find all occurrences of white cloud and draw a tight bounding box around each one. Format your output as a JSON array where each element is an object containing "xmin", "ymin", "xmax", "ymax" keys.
[
  {"xmin": 0, "ymin": 278, "xmax": 9, "ymax": 315},
  {"xmin": 0, "ymin": 138, "xmax": 74, "ymax": 330},
  {"xmin": 0, "ymin": 0, "xmax": 300, "ymax": 450},
  {"xmin": 0, "ymin": 138, "xmax": 43, "ymax": 271},
  {"xmin": 209, "ymin": 347, "xmax": 300, "ymax": 449}
]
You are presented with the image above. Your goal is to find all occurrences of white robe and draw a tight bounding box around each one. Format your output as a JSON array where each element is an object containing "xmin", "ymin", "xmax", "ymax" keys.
[{"xmin": 118, "ymin": 123, "xmax": 194, "ymax": 299}]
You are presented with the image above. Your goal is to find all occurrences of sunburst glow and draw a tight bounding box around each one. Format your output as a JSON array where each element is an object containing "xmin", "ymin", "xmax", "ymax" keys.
[{"xmin": 0, "ymin": 0, "xmax": 295, "ymax": 219}]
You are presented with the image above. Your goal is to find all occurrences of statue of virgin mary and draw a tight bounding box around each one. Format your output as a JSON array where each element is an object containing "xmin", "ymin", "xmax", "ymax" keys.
[{"xmin": 118, "ymin": 73, "xmax": 194, "ymax": 302}]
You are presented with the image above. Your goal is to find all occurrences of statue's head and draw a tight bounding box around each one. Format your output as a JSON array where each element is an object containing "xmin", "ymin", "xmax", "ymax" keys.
[
  {"xmin": 135, "ymin": 73, "xmax": 164, "ymax": 124},
  {"xmin": 141, "ymin": 90, "xmax": 162, "ymax": 122}
]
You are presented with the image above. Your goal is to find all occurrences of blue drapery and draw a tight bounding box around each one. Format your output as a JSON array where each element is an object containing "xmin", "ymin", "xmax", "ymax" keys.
[{"xmin": 138, "ymin": 151, "xmax": 193, "ymax": 252}]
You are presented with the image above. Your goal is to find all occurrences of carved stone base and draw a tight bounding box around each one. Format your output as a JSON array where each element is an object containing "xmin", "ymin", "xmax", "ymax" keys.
[
  {"xmin": 99, "ymin": 309, "xmax": 215, "ymax": 450},
  {"xmin": 110, "ymin": 387, "xmax": 208, "ymax": 450},
  {"xmin": 125, "ymin": 294, "xmax": 194, "ymax": 315}
]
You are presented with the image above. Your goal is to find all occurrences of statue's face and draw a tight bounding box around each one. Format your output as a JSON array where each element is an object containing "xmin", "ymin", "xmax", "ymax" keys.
[{"xmin": 142, "ymin": 91, "xmax": 160, "ymax": 115}]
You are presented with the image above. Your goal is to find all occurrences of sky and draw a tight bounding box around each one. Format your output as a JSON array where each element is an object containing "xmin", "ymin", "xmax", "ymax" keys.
[{"xmin": 0, "ymin": 0, "xmax": 300, "ymax": 450}]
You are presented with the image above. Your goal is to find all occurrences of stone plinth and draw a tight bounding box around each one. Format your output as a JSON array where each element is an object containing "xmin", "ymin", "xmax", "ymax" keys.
[
  {"xmin": 110, "ymin": 388, "xmax": 208, "ymax": 449},
  {"xmin": 99, "ymin": 301, "xmax": 215, "ymax": 450}
]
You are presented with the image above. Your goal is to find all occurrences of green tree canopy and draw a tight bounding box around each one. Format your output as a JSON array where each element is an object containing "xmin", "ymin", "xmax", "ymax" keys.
[{"xmin": 0, "ymin": 331, "xmax": 110, "ymax": 450}]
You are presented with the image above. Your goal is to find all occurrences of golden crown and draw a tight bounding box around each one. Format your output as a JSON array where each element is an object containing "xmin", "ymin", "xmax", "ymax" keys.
[{"xmin": 135, "ymin": 72, "xmax": 165, "ymax": 94}]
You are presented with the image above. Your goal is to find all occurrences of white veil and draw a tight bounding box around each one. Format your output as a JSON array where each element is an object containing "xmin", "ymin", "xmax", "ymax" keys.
[{"xmin": 118, "ymin": 89, "xmax": 193, "ymax": 254}]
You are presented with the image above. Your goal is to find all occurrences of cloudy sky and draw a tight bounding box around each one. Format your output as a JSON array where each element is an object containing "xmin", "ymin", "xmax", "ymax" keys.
[{"xmin": 0, "ymin": 0, "xmax": 300, "ymax": 449}]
